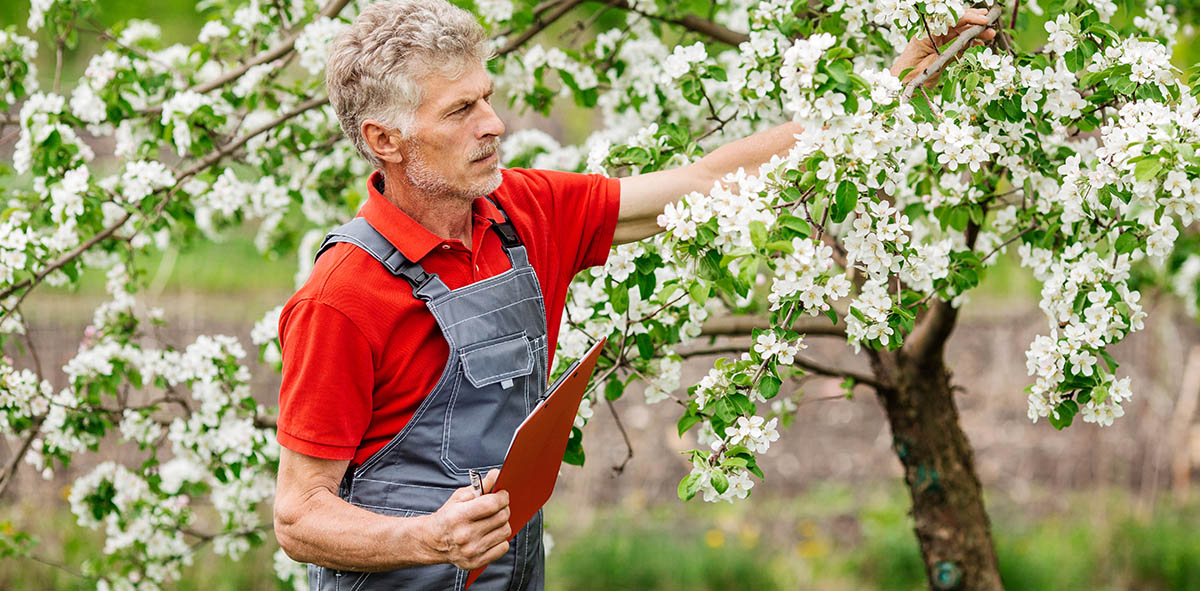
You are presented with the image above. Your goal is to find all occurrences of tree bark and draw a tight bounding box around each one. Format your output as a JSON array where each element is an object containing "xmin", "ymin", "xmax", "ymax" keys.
[{"xmin": 869, "ymin": 346, "xmax": 1004, "ymax": 591}]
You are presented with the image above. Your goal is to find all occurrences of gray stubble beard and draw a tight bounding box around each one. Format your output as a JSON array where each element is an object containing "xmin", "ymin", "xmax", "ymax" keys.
[{"xmin": 404, "ymin": 137, "xmax": 502, "ymax": 202}]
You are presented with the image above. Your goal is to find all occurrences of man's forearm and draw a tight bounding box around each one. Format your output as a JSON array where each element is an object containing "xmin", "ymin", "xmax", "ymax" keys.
[
  {"xmin": 614, "ymin": 121, "xmax": 804, "ymax": 244},
  {"xmin": 275, "ymin": 487, "xmax": 438, "ymax": 571},
  {"xmin": 691, "ymin": 121, "xmax": 805, "ymax": 191}
]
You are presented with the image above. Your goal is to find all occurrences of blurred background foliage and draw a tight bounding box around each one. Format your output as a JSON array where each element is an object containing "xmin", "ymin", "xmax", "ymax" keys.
[{"xmin": 2, "ymin": 1, "xmax": 1200, "ymax": 590}]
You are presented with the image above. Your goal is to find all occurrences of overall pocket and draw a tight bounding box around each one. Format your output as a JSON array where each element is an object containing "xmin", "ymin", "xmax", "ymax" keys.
[{"xmin": 443, "ymin": 332, "xmax": 534, "ymax": 472}]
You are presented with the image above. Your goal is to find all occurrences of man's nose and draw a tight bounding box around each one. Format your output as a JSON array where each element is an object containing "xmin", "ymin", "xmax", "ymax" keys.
[{"xmin": 476, "ymin": 100, "xmax": 505, "ymax": 139}]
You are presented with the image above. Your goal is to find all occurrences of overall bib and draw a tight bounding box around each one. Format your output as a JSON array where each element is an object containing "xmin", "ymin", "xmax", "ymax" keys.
[{"xmin": 307, "ymin": 200, "xmax": 548, "ymax": 591}]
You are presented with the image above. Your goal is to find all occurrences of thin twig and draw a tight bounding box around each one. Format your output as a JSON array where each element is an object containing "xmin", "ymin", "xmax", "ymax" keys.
[
  {"xmin": 918, "ymin": 11, "xmax": 941, "ymax": 56},
  {"xmin": 980, "ymin": 223, "xmax": 1039, "ymax": 263},
  {"xmin": 902, "ymin": 5, "xmax": 1004, "ymax": 100},
  {"xmin": 0, "ymin": 422, "xmax": 42, "ymax": 497},
  {"xmin": 53, "ymin": 40, "xmax": 64, "ymax": 95},
  {"xmin": 603, "ymin": 397, "xmax": 635, "ymax": 475},
  {"xmin": 28, "ymin": 553, "xmax": 91, "ymax": 580}
]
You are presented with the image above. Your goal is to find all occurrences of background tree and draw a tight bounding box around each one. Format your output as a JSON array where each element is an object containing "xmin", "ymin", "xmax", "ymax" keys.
[{"xmin": 0, "ymin": 0, "xmax": 1198, "ymax": 590}]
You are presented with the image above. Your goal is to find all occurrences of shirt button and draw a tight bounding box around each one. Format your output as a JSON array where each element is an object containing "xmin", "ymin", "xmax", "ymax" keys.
[{"xmin": 441, "ymin": 244, "xmax": 451, "ymax": 250}]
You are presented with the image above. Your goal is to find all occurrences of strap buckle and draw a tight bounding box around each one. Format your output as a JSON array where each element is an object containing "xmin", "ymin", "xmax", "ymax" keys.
[{"xmin": 493, "ymin": 221, "xmax": 521, "ymax": 248}]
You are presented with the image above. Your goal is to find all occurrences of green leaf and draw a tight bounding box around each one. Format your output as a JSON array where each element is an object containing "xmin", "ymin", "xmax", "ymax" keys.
[
  {"xmin": 825, "ymin": 60, "xmax": 850, "ymax": 85},
  {"xmin": 690, "ymin": 283, "xmax": 710, "ymax": 305},
  {"xmin": 831, "ymin": 181, "xmax": 857, "ymax": 223},
  {"xmin": 765, "ymin": 240, "xmax": 794, "ymax": 253},
  {"xmin": 1099, "ymin": 349, "xmax": 1119, "ymax": 372},
  {"xmin": 760, "ymin": 375, "xmax": 781, "ymax": 399},
  {"xmin": 1114, "ymin": 231, "xmax": 1139, "ymax": 254},
  {"xmin": 711, "ymin": 470, "xmax": 730, "ymax": 495},
  {"xmin": 749, "ymin": 221, "xmax": 768, "ymax": 249},
  {"xmin": 635, "ymin": 332, "xmax": 654, "ymax": 360},
  {"xmin": 564, "ymin": 427, "xmax": 586, "ymax": 465},
  {"xmin": 605, "ymin": 378, "xmax": 624, "ymax": 401},
  {"xmin": 678, "ymin": 472, "xmax": 703, "ymax": 501},
  {"xmin": 678, "ymin": 410, "xmax": 702, "ymax": 437},
  {"xmin": 1134, "ymin": 158, "xmax": 1162, "ymax": 182},
  {"xmin": 963, "ymin": 72, "xmax": 980, "ymax": 95},
  {"xmin": 1048, "ymin": 399, "xmax": 1079, "ymax": 430},
  {"xmin": 778, "ymin": 214, "xmax": 811, "ymax": 237},
  {"xmin": 910, "ymin": 92, "xmax": 936, "ymax": 122},
  {"xmin": 681, "ymin": 75, "xmax": 704, "ymax": 105},
  {"xmin": 637, "ymin": 270, "xmax": 655, "ymax": 300}
]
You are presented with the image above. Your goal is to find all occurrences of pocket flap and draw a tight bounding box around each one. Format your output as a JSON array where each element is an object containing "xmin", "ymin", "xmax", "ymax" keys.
[{"xmin": 460, "ymin": 333, "xmax": 533, "ymax": 389}]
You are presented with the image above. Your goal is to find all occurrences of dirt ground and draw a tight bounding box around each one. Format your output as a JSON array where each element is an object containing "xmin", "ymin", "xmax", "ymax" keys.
[{"xmin": 7, "ymin": 291, "xmax": 1200, "ymax": 515}]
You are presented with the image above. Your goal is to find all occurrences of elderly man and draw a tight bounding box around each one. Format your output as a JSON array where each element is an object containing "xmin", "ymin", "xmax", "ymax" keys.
[{"xmin": 272, "ymin": 1, "xmax": 995, "ymax": 589}]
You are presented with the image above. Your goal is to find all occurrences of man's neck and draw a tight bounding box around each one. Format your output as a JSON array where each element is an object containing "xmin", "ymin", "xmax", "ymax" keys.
[{"xmin": 379, "ymin": 169, "xmax": 474, "ymax": 246}]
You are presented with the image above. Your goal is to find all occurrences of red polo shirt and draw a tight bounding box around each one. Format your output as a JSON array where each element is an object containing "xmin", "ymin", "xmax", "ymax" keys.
[{"xmin": 276, "ymin": 168, "xmax": 620, "ymax": 465}]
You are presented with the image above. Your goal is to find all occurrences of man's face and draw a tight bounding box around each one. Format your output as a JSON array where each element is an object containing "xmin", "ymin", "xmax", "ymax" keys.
[{"xmin": 402, "ymin": 61, "xmax": 505, "ymax": 202}]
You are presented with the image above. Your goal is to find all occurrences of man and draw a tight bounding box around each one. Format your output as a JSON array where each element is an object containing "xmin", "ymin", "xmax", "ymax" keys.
[{"xmin": 272, "ymin": 2, "xmax": 996, "ymax": 590}]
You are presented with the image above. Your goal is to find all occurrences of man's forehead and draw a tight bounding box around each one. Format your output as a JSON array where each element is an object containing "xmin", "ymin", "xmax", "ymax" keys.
[{"xmin": 424, "ymin": 67, "xmax": 493, "ymax": 109}]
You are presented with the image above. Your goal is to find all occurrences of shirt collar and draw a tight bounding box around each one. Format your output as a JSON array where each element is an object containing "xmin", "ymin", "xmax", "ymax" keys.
[{"xmin": 359, "ymin": 170, "xmax": 507, "ymax": 262}]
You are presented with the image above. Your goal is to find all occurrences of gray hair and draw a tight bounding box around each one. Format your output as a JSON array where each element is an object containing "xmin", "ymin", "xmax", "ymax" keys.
[{"xmin": 326, "ymin": 0, "xmax": 491, "ymax": 169}]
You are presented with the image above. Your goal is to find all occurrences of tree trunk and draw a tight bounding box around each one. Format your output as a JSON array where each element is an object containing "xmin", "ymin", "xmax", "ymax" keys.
[{"xmin": 869, "ymin": 346, "xmax": 1004, "ymax": 591}]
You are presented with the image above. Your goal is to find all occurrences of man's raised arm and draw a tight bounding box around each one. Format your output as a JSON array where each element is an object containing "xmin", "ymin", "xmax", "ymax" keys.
[
  {"xmin": 614, "ymin": 121, "xmax": 804, "ymax": 245},
  {"xmin": 612, "ymin": 8, "xmax": 997, "ymax": 246}
]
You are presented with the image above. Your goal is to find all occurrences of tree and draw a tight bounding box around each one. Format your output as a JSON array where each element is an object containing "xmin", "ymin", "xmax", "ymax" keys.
[{"xmin": 1, "ymin": 0, "xmax": 1198, "ymax": 589}]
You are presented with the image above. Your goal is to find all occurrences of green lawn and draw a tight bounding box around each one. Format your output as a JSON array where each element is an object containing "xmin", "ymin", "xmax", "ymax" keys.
[{"xmin": 3, "ymin": 484, "xmax": 1198, "ymax": 591}]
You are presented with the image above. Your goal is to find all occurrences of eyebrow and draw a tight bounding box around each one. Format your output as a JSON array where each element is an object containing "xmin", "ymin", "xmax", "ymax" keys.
[{"xmin": 441, "ymin": 83, "xmax": 495, "ymax": 116}]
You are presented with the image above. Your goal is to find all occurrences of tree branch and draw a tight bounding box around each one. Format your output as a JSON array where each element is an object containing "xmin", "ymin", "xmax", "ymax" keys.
[
  {"xmin": 793, "ymin": 355, "xmax": 882, "ymax": 389},
  {"xmin": 902, "ymin": 5, "xmax": 1004, "ymax": 100},
  {"xmin": 903, "ymin": 299, "xmax": 959, "ymax": 361},
  {"xmin": 611, "ymin": 1, "xmax": 749, "ymax": 46},
  {"xmin": 0, "ymin": 96, "xmax": 329, "ymax": 303},
  {"xmin": 905, "ymin": 218, "xmax": 981, "ymax": 359},
  {"xmin": 141, "ymin": 0, "xmax": 351, "ymax": 113},
  {"xmin": 700, "ymin": 315, "xmax": 847, "ymax": 338},
  {"xmin": 496, "ymin": 0, "xmax": 587, "ymax": 56},
  {"xmin": 676, "ymin": 342, "xmax": 882, "ymax": 389}
]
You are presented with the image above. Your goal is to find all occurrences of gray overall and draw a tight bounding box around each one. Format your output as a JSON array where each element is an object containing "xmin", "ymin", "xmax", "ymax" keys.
[{"xmin": 307, "ymin": 200, "xmax": 548, "ymax": 591}]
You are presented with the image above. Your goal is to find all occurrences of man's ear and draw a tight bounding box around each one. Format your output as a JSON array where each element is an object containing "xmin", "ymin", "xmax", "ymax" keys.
[{"xmin": 361, "ymin": 119, "xmax": 404, "ymax": 165}]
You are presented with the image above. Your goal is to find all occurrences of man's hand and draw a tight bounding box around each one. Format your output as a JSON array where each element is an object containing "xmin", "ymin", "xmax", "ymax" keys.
[
  {"xmin": 890, "ymin": 7, "xmax": 999, "ymax": 88},
  {"xmin": 420, "ymin": 469, "xmax": 512, "ymax": 570}
]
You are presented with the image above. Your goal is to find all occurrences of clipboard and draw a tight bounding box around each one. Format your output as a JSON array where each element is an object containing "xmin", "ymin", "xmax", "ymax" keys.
[{"xmin": 465, "ymin": 337, "xmax": 607, "ymax": 588}]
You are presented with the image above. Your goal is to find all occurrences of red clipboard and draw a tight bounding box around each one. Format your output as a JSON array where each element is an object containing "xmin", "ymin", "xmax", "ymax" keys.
[{"xmin": 465, "ymin": 337, "xmax": 606, "ymax": 588}]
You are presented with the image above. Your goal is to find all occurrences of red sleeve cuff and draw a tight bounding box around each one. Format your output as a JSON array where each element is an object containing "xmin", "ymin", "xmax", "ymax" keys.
[
  {"xmin": 581, "ymin": 175, "xmax": 621, "ymax": 269},
  {"xmin": 277, "ymin": 429, "xmax": 358, "ymax": 461}
]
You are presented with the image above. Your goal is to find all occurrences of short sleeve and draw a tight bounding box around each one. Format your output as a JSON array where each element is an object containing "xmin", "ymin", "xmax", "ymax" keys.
[
  {"xmin": 276, "ymin": 298, "xmax": 375, "ymax": 460},
  {"xmin": 526, "ymin": 169, "xmax": 621, "ymax": 275}
]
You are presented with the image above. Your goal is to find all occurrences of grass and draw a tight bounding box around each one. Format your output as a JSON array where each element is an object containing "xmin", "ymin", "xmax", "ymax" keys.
[{"xmin": 2, "ymin": 485, "xmax": 1199, "ymax": 590}]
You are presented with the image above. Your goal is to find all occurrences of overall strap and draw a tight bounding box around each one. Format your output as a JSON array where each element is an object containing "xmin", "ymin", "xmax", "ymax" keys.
[
  {"xmin": 315, "ymin": 218, "xmax": 450, "ymax": 301},
  {"xmin": 485, "ymin": 196, "xmax": 531, "ymax": 268}
]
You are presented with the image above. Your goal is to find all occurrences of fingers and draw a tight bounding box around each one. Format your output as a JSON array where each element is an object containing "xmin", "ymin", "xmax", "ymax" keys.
[
  {"xmin": 463, "ymin": 540, "xmax": 510, "ymax": 570},
  {"xmin": 473, "ymin": 502, "xmax": 511, "ymax": 533},
  {"xmin": 905, "ymin": 53, "xmax": 939, "ymax": 85},
  {"xmin": 458, "ymin": 489, "xmax": 510, "ymax": 521},
  {"xmin": 481, "ymin": 468, "xmax": 500, "ymax": 493},
  {"xmin": 448, "ymin": 484, "xmax": 478, "ymax": 503},
  {"xmin": 946, "ymin": 8, "xmax": 997, "ymax": 41}
]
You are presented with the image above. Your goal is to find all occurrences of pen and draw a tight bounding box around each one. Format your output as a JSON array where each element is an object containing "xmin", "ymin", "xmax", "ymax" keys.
[{"xmin": 468, "ymin": 469, "xmax": 485, "ymax": 497}]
